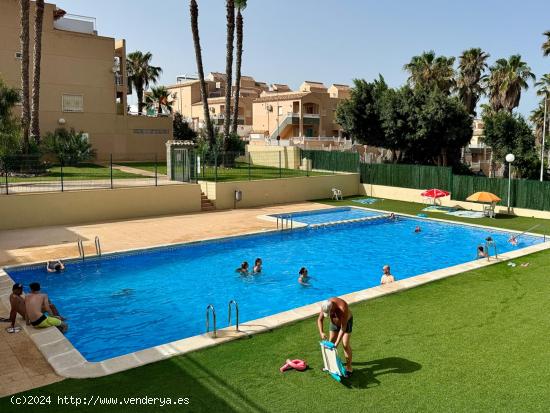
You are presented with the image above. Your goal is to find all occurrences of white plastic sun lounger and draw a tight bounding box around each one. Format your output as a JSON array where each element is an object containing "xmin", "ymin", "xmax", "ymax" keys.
[{"xmin": 320, "ymin": 340, "xmax": 348, "ymax": 382}]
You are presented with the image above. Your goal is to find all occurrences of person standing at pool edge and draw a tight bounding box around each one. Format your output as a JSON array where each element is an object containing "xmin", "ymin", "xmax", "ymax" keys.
[{"xmin": 318, "ymin": 297, "xmax": 353, "ymax": 374}]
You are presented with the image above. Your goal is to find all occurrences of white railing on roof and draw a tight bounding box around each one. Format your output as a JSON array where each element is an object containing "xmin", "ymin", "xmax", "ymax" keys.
[{"xmin": 54, "ymin": 14, "xmax": 96, "ymax": 35}]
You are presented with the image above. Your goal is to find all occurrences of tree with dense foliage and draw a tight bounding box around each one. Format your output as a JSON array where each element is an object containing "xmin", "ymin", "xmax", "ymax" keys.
[
  {"xmin": 486, "ymin": 55, "xmax": 535, "ymax": 113},
  {"xmin": 336, "ymin": 79, "xmax": 471, "ymax": 167},
  {"xmin": 543, "ymin": 30, "xmax": 550, "ymax": 57},
  {"xmin": 231, "ymin": 0, "xmax": 247, "ymax": 135},
  {"xmin": 30, "ymin": 0, "xmax": 44, "ymax": 142},
  {"xmin": 42, "ymin": 128, "xmax": 95, "ymax": 165},
  {"xmin": 335, "ymin": 77, "xmax": 387, "ymax": 146},
  {"xmin": 482, "ymin": 110, "xmax": 539, "ymax": 178},
  {"xmin": 145, "ymin": 86, "xmax": 175, "ymax": 115},
  {"xmin": 0, "ymin": 79, "xmax": 22, "ymax": 158},
  {"xmin": 190, "ymin": 0, "xmax": 214, "ymax": 147},
  {"xmin": 403, "ymin": 51, "xmax": 455, "ymax": 95},
  {"xmin": 127, "ymin": 51, "xmax": 162, "ymax": 115},
  {"xmin": 19, "ymin": 0, "xmax": 30, "ymax": 150},
  {"xmin": 456, "ymin": 48, "xmax": 489, "ymax": 116},
  {"xmin": 173, "ymin": 112, "xmax": 197, "ymax": 141},
  {"xmin": 223, "ymin": 0, "xmax": 235, "ymax": 144},
  {"xmin": 535, "ymin": 74, "xmax": 550, "ymax": 97}
]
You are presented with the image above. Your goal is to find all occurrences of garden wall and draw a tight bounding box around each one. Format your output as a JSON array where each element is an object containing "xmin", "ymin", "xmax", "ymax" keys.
[
  {"xmin": 245, "ymin": 145, "xmax": 301, "ymax": 169},
  {"xmin": 205, "ymin": 174, "xmax": 360, "ymax": 210},
  {"xmin": 0, "ymin": 184, "xmax": 202, "ymax": 230}
]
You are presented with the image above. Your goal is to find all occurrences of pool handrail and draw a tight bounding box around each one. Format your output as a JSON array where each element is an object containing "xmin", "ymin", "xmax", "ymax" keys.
[
  {"xmin": 206, "ymin": 304, "xmax": 216, "ymax": 338},
  {"xmin": 77, "ymin": 239, "xmax": 85, "ymax": 260},
  {"xmin": 228, "ymin": 299, "xmax": 239, "ymax": 331},
  {"xmin": 95, "ymin": 236, "xmax": 102, "ymax": 257}
]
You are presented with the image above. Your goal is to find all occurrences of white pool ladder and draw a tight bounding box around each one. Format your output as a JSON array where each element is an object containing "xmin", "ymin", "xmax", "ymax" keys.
[
  {"xmin": 228, "ymin": 299, "xmax": 239, "ymax": 331},
  {"xmin": 206, "ymin": 304, "xmax": 217, "ymax": 338},
  {"xmin": 276, "ymin": 214, "xmax": 294, "ymax": 231}
]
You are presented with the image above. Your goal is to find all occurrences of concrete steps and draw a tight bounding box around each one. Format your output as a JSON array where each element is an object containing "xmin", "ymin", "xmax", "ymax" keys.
[{"xmin": 201, "ymin": 192, "xmax": 216, "ymax": 211}]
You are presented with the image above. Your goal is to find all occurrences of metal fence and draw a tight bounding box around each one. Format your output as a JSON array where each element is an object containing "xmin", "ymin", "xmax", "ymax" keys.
[
  {"xmin": 0, "ymin": 154, "xmax": 167, "ymax": 195},
  {"xmin": 170, "ymin": 149, "xmax": 327, "ymax": 183}
]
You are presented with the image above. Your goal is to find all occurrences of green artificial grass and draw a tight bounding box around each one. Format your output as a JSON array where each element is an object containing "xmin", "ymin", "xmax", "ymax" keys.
[
  {"xmin": 6, "ymin": 164, "xmax": 149, "ymax": 183},
  {"xmin": 322, "ymin": 196, "xmax": 550, "ymax": 236},
  {"xmin": 2, "ymin": 249, "xmax": 550, "ymax": 412},
  {"xmin": 117, "ymin": 161, "xmax": 327, "ymax": 182}
]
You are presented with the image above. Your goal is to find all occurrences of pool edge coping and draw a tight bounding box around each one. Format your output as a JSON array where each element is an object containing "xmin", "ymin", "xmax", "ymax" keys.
[{"xmin": 1, "ymin": 206, "xmax": 549, "ymax": 379}]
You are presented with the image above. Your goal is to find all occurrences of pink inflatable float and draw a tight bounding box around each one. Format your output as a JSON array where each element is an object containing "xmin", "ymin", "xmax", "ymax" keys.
[{"xmin": 280, "ymin": 359, "xmax": 307, "ymax": 372}]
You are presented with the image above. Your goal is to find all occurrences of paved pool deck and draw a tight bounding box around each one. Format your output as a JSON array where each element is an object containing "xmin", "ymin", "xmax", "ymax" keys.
[{"xmin": 0, "ymin": 202, "xmax": 329, "ymax": 397}]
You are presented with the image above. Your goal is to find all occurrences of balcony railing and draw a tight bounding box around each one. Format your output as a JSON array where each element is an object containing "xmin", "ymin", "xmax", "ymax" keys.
[{"xmin": 54, "ymin": 14, "xmax": 96, "ymax": 34}]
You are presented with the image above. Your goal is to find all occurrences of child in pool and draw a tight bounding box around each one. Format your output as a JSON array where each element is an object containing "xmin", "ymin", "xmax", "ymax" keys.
[
  {"xmin": 298, "ymin": 267, "xmax": 310, "ymax": 286},
  {"xmin": 236, "ymin": 261, "xmax": 249, "ymax": 275},
  {"xmin": 253, "ymin": 258, "xmax": 262, "ymax": 274}
]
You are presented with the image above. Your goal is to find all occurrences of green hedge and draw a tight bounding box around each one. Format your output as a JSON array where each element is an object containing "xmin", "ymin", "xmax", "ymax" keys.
[
  {"xmin": 452, "ymin": 175, "xmax": 550, "ymax": 211},
  {"xmin": 360, "ymin": 163, "xmax": 453, "ymax": 190},
  {"xmin": 301, "ymin": 150, "xmax": 359, "ymax": 173}
]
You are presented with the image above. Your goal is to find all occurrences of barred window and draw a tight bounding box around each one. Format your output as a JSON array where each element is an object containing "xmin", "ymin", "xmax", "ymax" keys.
[{"xmin": 62, "ymin": 94, "xmax": 84, "ymax": 112}]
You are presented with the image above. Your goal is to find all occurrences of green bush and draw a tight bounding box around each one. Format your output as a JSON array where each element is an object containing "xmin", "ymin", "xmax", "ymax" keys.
[{"xmin": 42, "ymin": 128, "xmax": 96, "ymax": 166}]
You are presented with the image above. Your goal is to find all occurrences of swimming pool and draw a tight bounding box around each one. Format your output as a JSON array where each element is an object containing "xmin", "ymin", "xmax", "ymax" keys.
[
  {"xmin": 5, "ymin": 214, "xmax": 542, "ymax": 362},
  {"xmin": 272, "ymin": 207, "xmax": 382, "ymax": 225}
]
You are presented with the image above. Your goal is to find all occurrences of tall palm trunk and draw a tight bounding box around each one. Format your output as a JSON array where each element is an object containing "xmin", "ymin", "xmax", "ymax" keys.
[
  {"xmin": 136, "ymin": 83, "xmax": 144, "ymax": 114},
  {"xmin": 223, "ymin": 0, "xmax": 235, "ymax": 145},
  {"xmin": 20, "ymin": 0, "xmax": 31, "ymax": 151},
  {"xmin": 190, "ymin": 0, "xmax": 214, "ymax": 146},
  {"xmin": 31, "ymin": 0, "xmax": 44, "ymax": 143},
  {"xmin": 231, "ymin": 8, "xmax": 243, "ymax": 135}
]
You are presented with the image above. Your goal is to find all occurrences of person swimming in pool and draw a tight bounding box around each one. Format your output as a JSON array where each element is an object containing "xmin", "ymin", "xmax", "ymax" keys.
[
  {"xmin": 298, "ymin": 267, "xmax": 311, "ymax": 286},
  {"xmin": 380, "ymin": 265, "xmax": 395, "ymax": 284},
  {"xmin": 236, "ymin": 261, "xmax": 250, "ymax": 275},
  {"xmin": 25, "ymin": 282, "xmax": 68, "ymax": 333},
  {"xmin": 477, "ymin": 245, "xmax": 488, "ymax": 258},
  {"xmin": 46, "ymin": 260, "xmax": 65, "ymax": 273},
  {"xmin": 253, "ymin": 258, "xmax": 262, "ymax": 274},
  {"xmin": 508, "ymin": 235, "xmax": 518, "ymax": 246},
  {"xmin": 414, "ymin": 226, "xmax": 422, "ymax": 233}
]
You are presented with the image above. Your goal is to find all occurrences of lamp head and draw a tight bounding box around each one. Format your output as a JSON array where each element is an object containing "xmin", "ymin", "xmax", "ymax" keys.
[{"xmin": 505, "ymin": 153, "xmax": 515, "ymax": 163}]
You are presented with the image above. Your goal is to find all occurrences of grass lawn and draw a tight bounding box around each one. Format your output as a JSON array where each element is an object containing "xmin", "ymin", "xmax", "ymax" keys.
[
  {"xmin": 322, "ymin": 196, "xmax": 550, "ymax": 236},
  {"xmin": 6, "ymin": 164, "xmax": 148, "ymax": 183},
  {"xmin": 118, "ymin": 161, "xmax": 328, "ymax": 182},
  {"xmin": 2, "ymin": 248, "xmax": 550, "ymax": 412}
]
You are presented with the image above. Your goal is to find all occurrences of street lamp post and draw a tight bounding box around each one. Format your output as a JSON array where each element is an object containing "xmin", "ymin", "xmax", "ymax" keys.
[
  {"xmin": 506, "ymin": 153, "xmax": 515, "ymax": 214},
  {"xmin": 541, "ymin": 96, "xmax": 548, "ymax": 182}
]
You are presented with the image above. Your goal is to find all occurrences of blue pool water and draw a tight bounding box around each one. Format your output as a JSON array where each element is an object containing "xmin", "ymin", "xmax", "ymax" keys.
[
  {"xmin": 274, "ymin": 207, "xmax": 382, "ymax": 225},
  {"xmin": 5, "ymin": 214, "xmax": 542, "ymax": 362}
]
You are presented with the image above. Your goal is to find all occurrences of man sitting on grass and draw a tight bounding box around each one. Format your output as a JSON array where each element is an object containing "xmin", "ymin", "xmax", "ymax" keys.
[
  {"xmin": 25, "ymin": 282, "xmax": 68, "ymax": 333},
  {"xmin": 317, "ymin": 297, "xmax": 353, "ymax": 375}
]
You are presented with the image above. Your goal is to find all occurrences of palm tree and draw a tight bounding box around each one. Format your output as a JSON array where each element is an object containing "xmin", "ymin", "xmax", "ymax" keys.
[
  {"xmin": 530, "ymin": 102, "xmax": 546, "ymax": 146},
  {"xmin": 231, "ymin": 0, "xmax": 247, "ymax": 135},
  {"xmin": 456, "ymin": 48, "xmax": 489, "ymax": 116},
  {"xmin": 535, "ymin": 74, "xmax": 550, "ymax": 97},
  {"xmin": 19, "ymin": 0, "xmax": 30, "ymax": 150},
  {"xmin": 190, "ymin": 0, "xmax": 214, "ymax": 146},
  {"xmin": 145, "ymin": 86, "xmax": 175, "ymax": 115},
  {"xmin": 126, "ymin": 51, "xmax": 162, "ymax": 115},
  {"xmin": 403, "ymin": 51, "xmax": 455, "ymax": 94},
  {"xmin": 30, "ymin": 0, "xmax": 45, "ymax": 143},
  {"xmin": 486, "ymin": 55, "xmax": 535, "ymax": 113},
  {"xmin": 223, "ymin": 0, "xmax": 235, "ymax": 144},
  {"xmin": 542, "ymin": 30, "xmax": 550, "ymax": 57}
]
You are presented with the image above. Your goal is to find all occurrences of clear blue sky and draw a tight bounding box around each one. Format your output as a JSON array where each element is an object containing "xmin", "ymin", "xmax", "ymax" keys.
[{"xmin": 55, "ymin": 0, "xmax": 550, "ymax": 117}]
